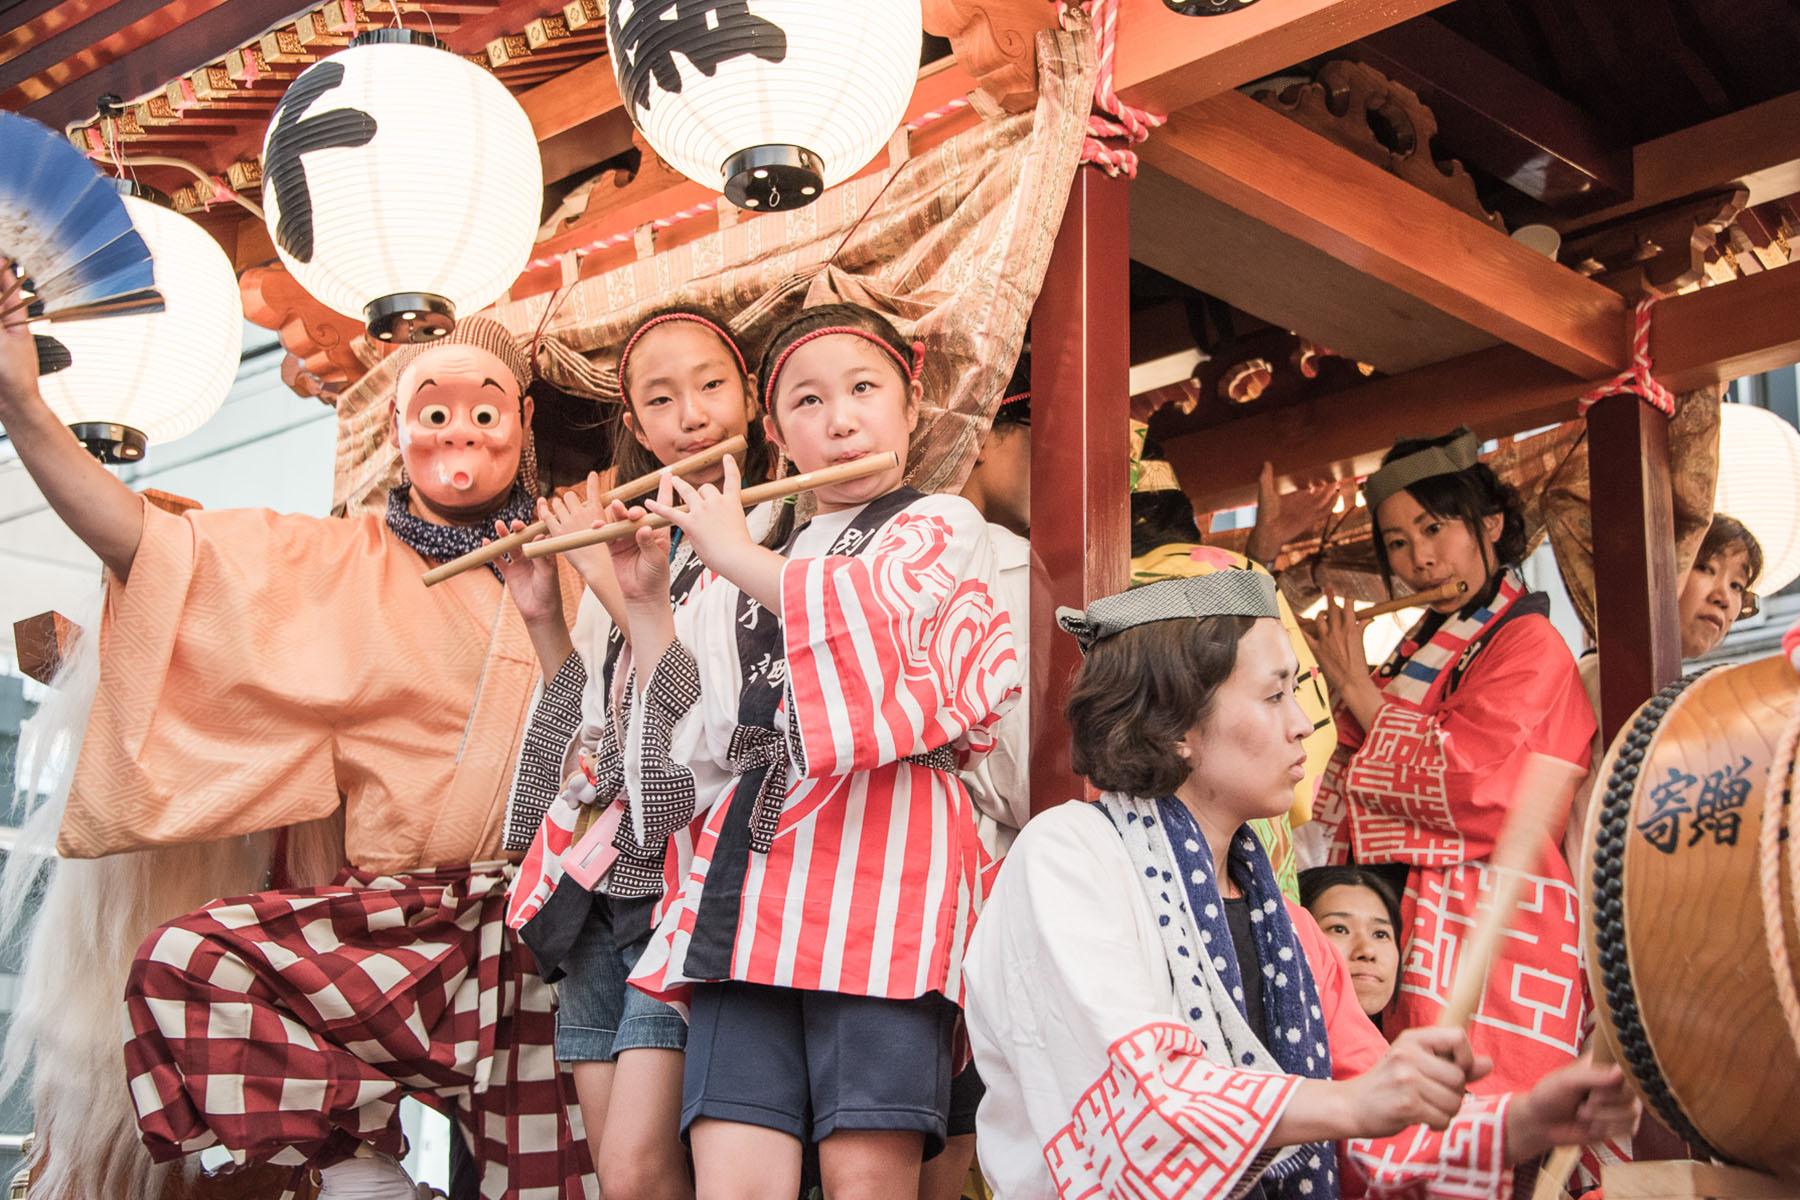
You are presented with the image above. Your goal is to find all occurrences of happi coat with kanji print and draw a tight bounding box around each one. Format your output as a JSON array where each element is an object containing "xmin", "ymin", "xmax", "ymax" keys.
[
  {"xmin": 1311, "ymin": 573, "xmax": 1594, "ymax": 1096},
  {"xmin": 962, "ymin": 799, "xmax": 1514, "ymax": 1200}
]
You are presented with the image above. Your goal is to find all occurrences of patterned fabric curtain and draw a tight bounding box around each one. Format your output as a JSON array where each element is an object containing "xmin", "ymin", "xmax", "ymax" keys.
[{"xmin": 327, "ymin": 28, "xmax": 1098, "ymax": 514}]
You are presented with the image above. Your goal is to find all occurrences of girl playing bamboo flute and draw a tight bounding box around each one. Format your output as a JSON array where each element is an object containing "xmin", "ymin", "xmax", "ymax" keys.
[
  {"xmin": 499, "ymin": 309, "xmax": 775, "ymax": 1200},
  {"xmin": 603, "ymin": 303, "xmax": 1021, "ymax": 1200},
  {"xmin": 1301, "ymin": 429, "xmax": 1596, "ymax": 1098}
]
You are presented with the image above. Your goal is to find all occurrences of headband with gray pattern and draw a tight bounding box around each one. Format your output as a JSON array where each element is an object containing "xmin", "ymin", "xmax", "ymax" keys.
[
  {"xmin": 1361, "ymin": 427, "xmax": 1482, "ymax": 513},
  {"xmin": 1056, "ymin": 572, "xmax": 1279, "ymax": 652}
]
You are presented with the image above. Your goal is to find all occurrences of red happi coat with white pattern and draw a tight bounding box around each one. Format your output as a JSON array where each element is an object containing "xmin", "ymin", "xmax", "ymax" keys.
[
  {"xmin": 963, "ymin": 802, "xmax": 1514, "ymax": 1200},
  {"xmin": 1312, "ymin": 578, "xmax": 1594, "ymax": 1095},
  {"xmin": 627, "ymin": 491, "xmax": 1021, "ymax": 1004}
]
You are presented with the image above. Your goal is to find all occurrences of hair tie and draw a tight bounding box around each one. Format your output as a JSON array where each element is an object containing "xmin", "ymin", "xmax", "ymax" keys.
[{"xmin": 617, "ymin": 312, "xmax": 749, "ymax": 406}]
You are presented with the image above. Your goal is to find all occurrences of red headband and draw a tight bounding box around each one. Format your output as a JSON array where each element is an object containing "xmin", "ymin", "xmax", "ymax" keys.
[
  {"xmin": 617, "ymin": 312, "xmax": 749, "ymax": 405},
  {"xmin": 767, "ymin": 326, "xmax": 925, "ymax": 400}
]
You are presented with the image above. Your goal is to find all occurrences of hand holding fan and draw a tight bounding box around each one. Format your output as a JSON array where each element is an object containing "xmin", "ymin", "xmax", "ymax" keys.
[{"xmin": 0, "ymin": 112, "xmax": 163, "ymax": 375}]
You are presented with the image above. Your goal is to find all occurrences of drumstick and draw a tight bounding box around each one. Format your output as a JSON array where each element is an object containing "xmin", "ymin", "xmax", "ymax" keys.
[
  {"xmin": 1437, "ymin": 753, "xmax": 1584, "ymax": 1030},
  {"xmin": 420, "ymin": 435, "xmax": 747, "ymax": 585},
  {"xmin": 1357, "ymin": 580, "xmax": 1468, "ymax": 620},
  {"xmin": 522, "ymin": 451, "xmax": 901, "ymax": 559},
  {"xmin": 1529, "ymin": 1041, "xmax": 1618, "ymax": 1200}
]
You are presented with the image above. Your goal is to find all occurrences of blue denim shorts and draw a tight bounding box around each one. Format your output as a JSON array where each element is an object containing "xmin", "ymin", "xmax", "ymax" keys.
[{"xmin": 555, "ymin": 896, "xmax": 687, "ymax": 1063}]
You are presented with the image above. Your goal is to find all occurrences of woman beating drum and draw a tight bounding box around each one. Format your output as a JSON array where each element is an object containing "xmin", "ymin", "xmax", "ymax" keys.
[{"xmin": 961, "ymin": 568, "xmax": 1637, "ymax": 1200}]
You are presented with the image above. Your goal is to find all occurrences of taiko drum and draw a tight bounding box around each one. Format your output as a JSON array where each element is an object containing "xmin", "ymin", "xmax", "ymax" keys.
[{"xmin": 1581, "ymin": 653, "xmax": 1800, "ymax": 1180}]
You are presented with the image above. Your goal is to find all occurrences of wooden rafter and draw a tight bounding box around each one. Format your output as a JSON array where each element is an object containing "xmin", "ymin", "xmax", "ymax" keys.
[
  {"xmin": 1562, "ymin": 89, "xmax": 1800, "ymax": 232},
  {"xmin": 1136, "ymin": 89, "xmax": 1629, "ymax": 377},
  {"xmin": 1167, "ymin": 260, "xmax": 1800, "ymax": 514},
  {"xmin": 1112, "ymin": 0, "xmax": 1455, "ymax": 117}
]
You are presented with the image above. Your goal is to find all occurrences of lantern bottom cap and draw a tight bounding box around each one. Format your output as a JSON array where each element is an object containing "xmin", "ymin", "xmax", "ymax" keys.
[
  {"xmin": 367, "ymin": 293, "xmax": 456, "ymax": 343},
  {"xmin": 1162, "ymin": 0, "xmax": 1263, "ymax": 13},
  {"xmin": 69, "ymin": 421, "xmax": 147, "ymax": 463},
  {"xmin": 723, "ymin": 145, "xmax": 824, "ymax": 212}
]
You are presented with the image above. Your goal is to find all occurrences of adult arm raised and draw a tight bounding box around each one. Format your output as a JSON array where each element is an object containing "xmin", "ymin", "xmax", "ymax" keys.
[{"xmin": 0, "ymin": 266, "xmax": 145, "ymax": 582}]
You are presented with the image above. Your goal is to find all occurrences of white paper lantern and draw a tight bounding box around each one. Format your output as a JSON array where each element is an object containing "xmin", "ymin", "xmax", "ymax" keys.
[
  {"xmin": 261, "ymin": 30, "xmax": 542, "ymax": 343},
  {"xmin": 608, "ymin": 0, "xmax": 922, "ymax": 211},
  {"xmin": 1715, "ymin": 402, "xmax": 1800, "ymax": 594},
  {"xmin": 33, "ymin": 193, "xmax": 242, "ymax": 462}
]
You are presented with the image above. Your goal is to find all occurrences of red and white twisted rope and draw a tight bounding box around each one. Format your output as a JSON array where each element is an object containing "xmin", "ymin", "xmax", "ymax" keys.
[
  {"xmin": 1074, "ymin": 0, "xmax": 1166, "ymax": 177},
  {"xmin": 1577, "ymin": 297, "xmax": 1675, "ymax": 417}
]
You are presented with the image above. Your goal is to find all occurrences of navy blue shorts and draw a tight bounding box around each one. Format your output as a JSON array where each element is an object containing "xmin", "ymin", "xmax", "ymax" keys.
[
  {"xmin": 555, "ymin": 896, "xmax": 687, "ymax": 1063},
  {"xmin": 946, "ymin": 1061, "xmax": 985, "ymax": 1138},
  {"xmin": 681, "ymin": 981, "xmax": 957, "ymax": 1157}
]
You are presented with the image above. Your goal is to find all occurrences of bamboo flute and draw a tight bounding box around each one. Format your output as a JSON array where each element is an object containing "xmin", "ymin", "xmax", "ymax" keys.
[
  {"xmin": 419, "ymin": 435, "xmax": 747, "ymax": 585},
  {"xmin": 1356, "ymin": 579, "xmax": 1468, "ymax": 620},
  {"xmin": 522, "ymin": 451, "xmax": 901, "ymax": 559}
]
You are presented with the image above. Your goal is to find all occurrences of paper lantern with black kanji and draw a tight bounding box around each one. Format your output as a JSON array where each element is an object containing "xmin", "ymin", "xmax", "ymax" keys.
[
  {"xmin": 261, "ymin": 30, "xmax": 542, "ymax": 344},
  {"xmin": 34, "ymin": 193, "xmax": 242, "ymax": 463},
  {"xmin": 1716, "ymin": 401, "xmax": 1800, "ymax": 594},
  {"xmin": 608, "ymin": 0, "xmax": 922, "ymax": 212}
]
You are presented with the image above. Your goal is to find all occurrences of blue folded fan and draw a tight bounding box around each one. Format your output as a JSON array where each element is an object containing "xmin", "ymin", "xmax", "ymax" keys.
[{"xmin": 0, "ymin": 111, "xmax": 164, "ymax": 374}]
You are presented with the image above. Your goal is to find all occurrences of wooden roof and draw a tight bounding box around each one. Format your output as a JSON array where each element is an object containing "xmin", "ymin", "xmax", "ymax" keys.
[{"xmin": 5, "ymin": 0, "xmax": 1800, "ymax": 494}]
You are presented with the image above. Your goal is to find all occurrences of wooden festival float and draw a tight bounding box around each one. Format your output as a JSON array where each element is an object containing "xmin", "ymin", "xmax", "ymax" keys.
[{"xmin": 6, "ymin": 0, "xmax": 1800, "ymax": 1197}]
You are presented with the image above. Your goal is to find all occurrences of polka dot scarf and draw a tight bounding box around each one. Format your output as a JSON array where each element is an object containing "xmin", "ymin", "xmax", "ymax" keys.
[
  {"xmin": 1095, "ymin": 792, "xmax": 1336, "ymax": 1200},
  {"xmin": 384, "ymin": 483, "xmax": 536, "ymax": 582}
]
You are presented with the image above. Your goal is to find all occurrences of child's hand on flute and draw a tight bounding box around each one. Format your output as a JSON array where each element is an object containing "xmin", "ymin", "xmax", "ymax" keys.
[
  {"xmin": 646, "ymin": 454, "xmax": 755, "ymax": 567},
  {"xmin": 604, "ymin": 477, "xmax": 672, "ymax": 613}
]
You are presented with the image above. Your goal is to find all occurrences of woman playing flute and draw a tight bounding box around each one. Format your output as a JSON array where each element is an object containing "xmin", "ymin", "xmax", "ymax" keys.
[{"xmin": 1301, "ymin": 428, "xmax": 1595, "ymax": 1098}]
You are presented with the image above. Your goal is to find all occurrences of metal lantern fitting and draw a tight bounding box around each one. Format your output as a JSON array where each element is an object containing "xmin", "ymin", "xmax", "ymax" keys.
[
  {"xmin": 34, "ymin": 191, "xmax": 242, "ymax": 463},
  {"xmin": 607, "ymin": 0, "xmax": 922, "ymax": 212},
  {"xmin": 1162, "ymin": 0, "xmax": 1262, "ymax": 13},
  {"xmin": 260, "ymin": 29, "xmax": 543, "ymax": 344}
]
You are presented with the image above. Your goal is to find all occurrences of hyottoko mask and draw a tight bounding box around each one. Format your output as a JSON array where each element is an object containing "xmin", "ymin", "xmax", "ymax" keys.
[{"xmin": 391, "ymin": 320, "xmax": 534, "ymax": 523}]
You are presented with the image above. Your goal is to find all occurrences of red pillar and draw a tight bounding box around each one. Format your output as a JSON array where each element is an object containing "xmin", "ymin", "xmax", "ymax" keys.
[
  {"xmin": 1028, "ymin": 167, "xmax": 1132, "ymax": 814},
  {"xmin": 1587, "ymin": 393, "xmax": 1682, "ymax": 747}
]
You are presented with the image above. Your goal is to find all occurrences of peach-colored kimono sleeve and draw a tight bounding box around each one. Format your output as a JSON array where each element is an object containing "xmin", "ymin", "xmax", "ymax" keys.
[{"xmin": 57, "ymin": 503, "xmax": 481, "ymax": 860}]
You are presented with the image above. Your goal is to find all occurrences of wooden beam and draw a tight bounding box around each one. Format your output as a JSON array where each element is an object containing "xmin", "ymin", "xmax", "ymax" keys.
[
  {"xmin": 1029, "ymin": 167, "xmax": 1132, "ymax": 816},
  {"xmin": 1137, "ymin": 90, "xmax": 1629, "ymax": 377},
  {"xmin": 1132, "ymin": 162, "xmax": 1499, "ymax": 374},
  {"xmin": 1589, "ymin": 394, "xmax": 1680, "ymax": 747},
  {"xmin": 1349, "ymin": 18, "xmax": 1631, "ymax": 210},
  {"xmin": 1114, "ymin": 0, "xmax": 1455, "ymax": 117},
  {"xmin": 1649, "ymin": 262, "xmax": 1800, "ymax": 394},
  {"xmin": 1169, "ymin": 261, "xmax": 1800, "ymax": 513},
  {"xmin": 1562, "ymin": 90, "xmax": 1800, "ymax": 233},
  {"xmin": 518, "ymin": 53, "xmax": 621, "ymax": 141}
]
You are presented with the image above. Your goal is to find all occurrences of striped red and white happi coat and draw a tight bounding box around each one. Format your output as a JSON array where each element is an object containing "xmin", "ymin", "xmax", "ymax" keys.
[
  {"xmin": 627, "ymin": 492, "xmax": 1022, "ymax": 1005},
  {"xmin": 124, "ymin": 864, "xmax": 588, "ymax": 1200}
]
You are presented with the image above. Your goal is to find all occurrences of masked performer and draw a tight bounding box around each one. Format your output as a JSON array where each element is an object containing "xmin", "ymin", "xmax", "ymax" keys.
[
  {"xmin": 962, "ymin": 570, "xmax": 1638, "ymax": 1200},
  {"xmin": 0, "ymin": 284, "xmax": 587, "ymax": 1200},
  {"xmin": 1303, "ymin": 428, "xmax": 1594, "ymax": 1095}
]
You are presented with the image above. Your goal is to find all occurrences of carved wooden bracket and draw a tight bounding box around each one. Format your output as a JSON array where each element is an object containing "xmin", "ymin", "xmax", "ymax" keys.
[
  {"xmin": 1563, "ymin": 188, "xmax": 1748, "ymax": 300},
  {"xmin": 922, "ymin": 0, "xmax": 1056, "ymax": 113},
  {"xmin": 240, "ymin": 263, "xmax": 376, "ymax": 404},
  {"xmin": 1255, "ymin": 59, "xmax": 1505, "ymax": 233},
  {"xmin": 14, "ymin": 612, "xmax": 77, "ymax": 685}
]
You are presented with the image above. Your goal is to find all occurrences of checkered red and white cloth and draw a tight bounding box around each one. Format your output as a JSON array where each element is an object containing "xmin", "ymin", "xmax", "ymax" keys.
[{"xmin": 123, "ymin": 863, "xmax": 590, "ymax": 1199}]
